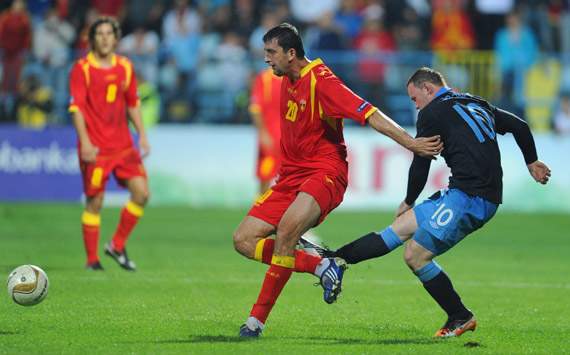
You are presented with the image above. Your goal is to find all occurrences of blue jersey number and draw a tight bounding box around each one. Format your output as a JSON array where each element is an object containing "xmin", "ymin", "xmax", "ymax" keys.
[{"xmin": 453, "ymin": 103, "xmax": 496, "ymax": 143}]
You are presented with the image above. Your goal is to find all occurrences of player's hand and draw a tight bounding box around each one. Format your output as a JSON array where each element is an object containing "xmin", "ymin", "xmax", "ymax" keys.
[
  {"xmin": 527, "ymin": 160, "xmax": 551, "ymax": 185},
  {"xmin": 395, "ymin": 201, "xmax": 414, "ymax": 218},
  {"xmin": 411, "ymin": 136, "xmax": 443, "ymax": 159},
  {"xmin": 139, "ymin": 135, "xmax": 150, "ymax": 158},
  {"xmin": 80, "ymin": 142, "xmax": 98, "ymax": 163}
]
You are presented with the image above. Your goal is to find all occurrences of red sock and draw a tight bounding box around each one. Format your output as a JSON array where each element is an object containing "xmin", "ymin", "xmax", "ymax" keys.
[
  {"xmin": 112, "ymin": 201, "xmax": 143, "ymax": 252},
  {"xmin": 250, "ymin": 263, "xmax": 293, "ymax": 324},
  {"xmin": 81, "ymin": 211, "xmax": 100, "ymax": 264},
  {"xmin": 254, "ymin": 239, "xmax": 322, "ymax": 274},
  {"xmin": 294, "ymin": 250, "xmax": 322, "ymax": 274},
  {"xmin": 254, "ymin": 238, "xmax": 275, "ymax": 264}
]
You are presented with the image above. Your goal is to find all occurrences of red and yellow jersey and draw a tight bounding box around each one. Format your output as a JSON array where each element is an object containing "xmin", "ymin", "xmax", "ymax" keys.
[
  {"xmin": 69, "ymin": 52, "xmax": 139, "ymax": 154},
  {"xmin": 277, "ymin": 58, "xmax": 377, "ymax": 184},
  {"xmin": 249, "ymin": 68, "xmax": 282, "ymax": 151}
]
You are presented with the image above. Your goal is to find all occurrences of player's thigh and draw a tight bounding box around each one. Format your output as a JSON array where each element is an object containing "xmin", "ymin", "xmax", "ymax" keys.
[
  {"xmin": 80, "ymin": 158, "xmax": 112, "ymax": 198},
  {"xmin": 114, "ymin": 148, "xmax": 146, "ymax": 188},
  {"xmin": 233, "ymin": 215, "xmax": 276, "ymax": 257},
  {"xmin": 391, "ymin": 207, "xmax": 419, "ymax": 241},
  {"xmin": 277, "ymin": 192, "xmax": 321, "ymax": 242}
]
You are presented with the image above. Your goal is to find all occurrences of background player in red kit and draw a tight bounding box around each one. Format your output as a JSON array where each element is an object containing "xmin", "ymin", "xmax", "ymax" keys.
[
  {"xmin": 249, "ymin": 68, "xmax": 282, "ymax": 194},
  {"xmin": 233, "ymin": 23, "xmax": 443, "ymax": 337},
  {"xmin": 69, "ymin": 17, "xmax": 150, "ymax": 271}
]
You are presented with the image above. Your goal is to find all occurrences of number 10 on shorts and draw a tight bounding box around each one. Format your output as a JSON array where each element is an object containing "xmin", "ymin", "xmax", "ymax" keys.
[{"xmin": 431, "ymin": 203, "xmax": 454, "ymax": 227}]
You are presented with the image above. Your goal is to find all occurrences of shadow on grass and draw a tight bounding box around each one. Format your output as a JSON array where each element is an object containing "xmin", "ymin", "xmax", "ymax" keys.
[
  {"xmin": 0, "ymin": 331, "xmax": 19, "ymax": 335},
  {"xmin": 155, "ymin": 335, "xmax": 439, "ymax": 346}
]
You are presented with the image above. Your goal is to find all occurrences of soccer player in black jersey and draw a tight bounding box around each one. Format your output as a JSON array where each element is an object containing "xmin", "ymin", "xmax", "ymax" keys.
[{"xmin": 321, "ymin": 67, "xmax": 551, "ymax": 338}]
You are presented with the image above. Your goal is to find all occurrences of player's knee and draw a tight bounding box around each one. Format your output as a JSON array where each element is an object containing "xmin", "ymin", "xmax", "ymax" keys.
[
  {"xmin": 233, "ymin": 230, "xmax": 254, "ymax": 258},
  {"xmin": 86, "ymin": 195, "xmax": 104, "ymax": 213},
  {"xmin": 403, "ymin": 245, "xmax": 422, "ymax": 270}
]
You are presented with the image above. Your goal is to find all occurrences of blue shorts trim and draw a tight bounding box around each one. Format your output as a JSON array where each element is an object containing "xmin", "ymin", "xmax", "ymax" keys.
[{"xmin": 412, "ymin": 189, "xmax": 498, "ymax": 255}]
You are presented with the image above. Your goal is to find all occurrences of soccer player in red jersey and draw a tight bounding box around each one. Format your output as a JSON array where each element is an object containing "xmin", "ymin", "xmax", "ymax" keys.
[
  {"xmin": 234, "ymin": 23, "xmax": 443, "ymax": 337},
  {"xmin": 69, "ymin": 17, "xmax": 150, "ymax": 271},
  {"xmin": 249, "ymin": 68, "xmax": 283, "ymax": 194}
]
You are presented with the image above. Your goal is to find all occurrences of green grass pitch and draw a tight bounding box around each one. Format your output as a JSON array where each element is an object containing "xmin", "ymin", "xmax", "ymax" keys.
[{"xmin": 0, "ymin": 204, "xmax": 568, "ymax": 354}]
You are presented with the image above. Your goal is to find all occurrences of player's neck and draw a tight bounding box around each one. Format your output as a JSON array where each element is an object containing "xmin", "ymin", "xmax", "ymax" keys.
[
  {"xmin": 92, "ymin": 52, "xmax": 115, "ymax": 68},
  {"xmin": 287, "ymin": 57, "xmax": 311, "ymax": 83}
]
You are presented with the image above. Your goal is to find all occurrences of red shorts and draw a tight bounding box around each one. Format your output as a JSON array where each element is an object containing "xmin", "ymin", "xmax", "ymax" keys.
[
  {"xmin": 256, "ymin": 149, "xmax": 280, "ymax": 182},
  {"xmin": 79, "ymin": 147, "xmax": 146, "ymax": 197},
  {"xmin": 248, "ymin": 171, "xmax": 347, "ymax": 227}
]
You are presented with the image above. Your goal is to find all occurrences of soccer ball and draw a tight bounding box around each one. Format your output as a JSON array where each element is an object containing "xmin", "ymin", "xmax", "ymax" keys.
[{"xmin": 7, "ymin": 265, "xmax": 49, "ymax": 306}]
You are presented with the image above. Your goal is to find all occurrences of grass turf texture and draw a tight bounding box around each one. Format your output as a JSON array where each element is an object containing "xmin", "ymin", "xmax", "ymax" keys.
[{"xmin": 0, "ymin": 204, "xmax": 568, "ymax": 354}]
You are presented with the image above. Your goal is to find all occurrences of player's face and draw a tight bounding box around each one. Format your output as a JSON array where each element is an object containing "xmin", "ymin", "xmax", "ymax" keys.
[
  {"xmin": 407, "ymin": 83, "xmax": 432, "ymax": 110},
  {"xmin": 93, "ymin": 23, "xmax": 117, "ymax": 57},
  {"xmin": 264, "ymin": 38, "xmax": 292, "ymax": 77}
]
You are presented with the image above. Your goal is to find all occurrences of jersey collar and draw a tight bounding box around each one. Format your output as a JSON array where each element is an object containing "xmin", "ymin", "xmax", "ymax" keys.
[
  {"xmin": 435, "ymin": 87, "xmax": 452, "ymax": 99},
  {"xmin": 300, "ymin": 58, "xmax": 323, "ymax": 78},
  {"xmin": 87, "ymin": 52, "xmax": 117, "ymax": 68}
]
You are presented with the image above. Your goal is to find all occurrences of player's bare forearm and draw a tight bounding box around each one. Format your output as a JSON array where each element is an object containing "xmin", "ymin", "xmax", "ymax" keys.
[
  {"xmin": 368, "ymin": 111, "xmax": 442, "ymax": 157},
  {"xmin": 127, "ymin": 106, "xmax": 150, "ymax": 157},
  {"xmin": 71, "ymin": 111, "xmax": 98, "ymax": 162}
]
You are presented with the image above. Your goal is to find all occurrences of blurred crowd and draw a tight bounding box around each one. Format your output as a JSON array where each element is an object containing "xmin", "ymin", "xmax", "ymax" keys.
[{"xmin": 1, "ymin": 0, "xmax": 570, "ymax": 133}]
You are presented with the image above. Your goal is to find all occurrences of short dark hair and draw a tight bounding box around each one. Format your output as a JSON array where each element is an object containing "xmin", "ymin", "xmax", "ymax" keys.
[
  {"xmin": 407, "ymin": 67, "xmax": 447, "ymax": 87},
  {"xmin": 262, "ymin": 23, "xmax": 305, "ymax": 58},
  {"xmin": 88, "ymin": 17, "xmax": 121, "ymax": 47}
]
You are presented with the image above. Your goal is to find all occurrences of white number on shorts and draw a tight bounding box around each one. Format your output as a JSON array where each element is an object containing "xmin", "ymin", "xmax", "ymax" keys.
[{"xmin": 431, "ymin": 203, "xmax": 454, "ymax": 226}]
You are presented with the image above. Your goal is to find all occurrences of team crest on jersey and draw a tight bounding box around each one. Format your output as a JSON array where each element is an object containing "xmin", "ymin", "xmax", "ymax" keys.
[{"xmin": 299, "ymin": 99, "xmax": 306, "ymax": 112}]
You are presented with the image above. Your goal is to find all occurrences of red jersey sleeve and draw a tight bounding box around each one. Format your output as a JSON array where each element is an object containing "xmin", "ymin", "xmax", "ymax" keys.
[
  {"xmin": 317, "ymin": 71, "xmax": 377, "ymax": 125},
  {"xmin": 249, "ymin": 73, "xmax": 263, "ymax": 114},
  {"xmin": 119, "ymin": 57, "xmax": 139, "ymax": 107},
  {"xmin": 68, "ymin": 61, "xmax": 87, "ymax": 114}
]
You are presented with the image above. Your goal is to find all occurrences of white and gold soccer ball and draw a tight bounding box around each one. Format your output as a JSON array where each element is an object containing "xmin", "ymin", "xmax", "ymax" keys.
[{"xmin": 7, "ymin": 265, "xmax": 49, "ymax": 306}]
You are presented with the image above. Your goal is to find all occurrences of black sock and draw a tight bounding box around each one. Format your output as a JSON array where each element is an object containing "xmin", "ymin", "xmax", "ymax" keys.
[
  {"xmin": 334, "ymin": 232, "xmax": 392, "ymax": 264},
  {"xmin": 422, "ymin": 271, "xmax": 472, "ymax": 320}
]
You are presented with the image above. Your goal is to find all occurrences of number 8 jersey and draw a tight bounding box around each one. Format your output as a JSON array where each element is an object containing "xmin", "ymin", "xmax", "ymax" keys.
[{"xmin": 69, "ymin": 52, "xmax": 140, "ymax": 154}]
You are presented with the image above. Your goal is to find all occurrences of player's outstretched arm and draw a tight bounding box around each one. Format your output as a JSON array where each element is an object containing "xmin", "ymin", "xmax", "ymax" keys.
[
  {"xmin": 127, "ymin": 106, "xmax": 150, "ymax": 158},
  {"xmin": 527, "ymin": 160, "xmax": 551, "ymax": 185},
  {"xmin": 368, "ymin": 110, "xmax": 442, "ymax": 158}
]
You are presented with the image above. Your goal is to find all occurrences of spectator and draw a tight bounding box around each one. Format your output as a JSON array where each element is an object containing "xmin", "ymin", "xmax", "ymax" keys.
[
  {"xmin": 249, "ymin": 10, "xmax": 281, "ymax": 63},
  {"xmin": 289, "ymin": 0, "xmax": 340, "ymax": 26},
  {"xmin": 75, "ymin": 8, "xmax": 99, "ymax": 58},
  {"xmin": 494, "ymin": 11, "xmax": 539, "ymax": 116},
  {"xmin": 472, "ymin": 0, "xmax": 514, "ymax": 49},
  {"xmin": 554, "ymin": 93, "xmax": 570, "ymax": 134},
  {"xmin": 334, "ymin": 0, "xmax": 364, "ymax": 42},
  {"xmin": 305, "ymin": 12, "xmax": 347, "ymax": 52},
  {"xmin": 118, "ymin": 25, "xmax": 159, "ymax": 85},
  {"xmin": 33, "ymin": 6, "xmax": 74, "ymax": 121},
  {"xmin": 431, "ymin": 0, "xmax": 476, "ymax": 51},
  {"xmin": 0, "ymin": 0, "xmax": 32, "ymax": 120},
  {"xmin": 16, "ymin": 74, "xmax": 53, "ymax": 128},
  {"xmin": 162, "ymin": 0, "xmax": 201, "ymax": 43},
  {"xmin": 353, "ymin": 10, "xmax": 396, "ymax": 110}
]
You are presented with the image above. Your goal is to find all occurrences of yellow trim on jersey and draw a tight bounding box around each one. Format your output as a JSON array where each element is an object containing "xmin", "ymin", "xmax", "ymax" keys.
[
  {"xmin": 364, "ymin": 106, "xmax": 378, "ymax": 120},
  {"xmin": 82, "ymin": 211, "xmax": 101, "ymax": 226},
  {"xmin": 254, "ymin": 239, "xmax": 266, "ymax": 262},
  {"xmin": 125, "ymin": 201, "xmax": 144, "ymax": 217},
  {"xmin": 69, "ymin": 105, "xmax": 79, "ymax": 113},
  {"xmin": 271, "ymin": 255, "xmax": 295, "ymax": 269},
  {"xmin": 118, "ymin": 57, "xmax": 133, "ymax": 88},
  {"xmin": 310, "ymin": 72, "xmax": 317, "ymax": 120},
  {"xmin": 81, "ymin": 62, "xmax": 90, "ymax": 86},
  {"xmin": 300, "ymin": 58, "xmax": 323, "ymax": 78},
  {"xmin": 86, "ymin": 52, "xmax": 117, "ymax": 68}
]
